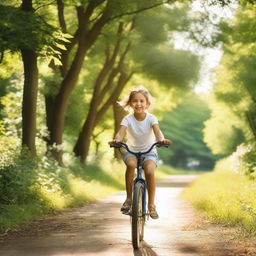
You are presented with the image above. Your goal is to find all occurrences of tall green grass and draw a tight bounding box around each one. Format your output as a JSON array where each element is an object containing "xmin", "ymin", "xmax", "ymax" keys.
[{"xmin": 182, "ymin": 159, "xmax": 256, "ymax": 232}]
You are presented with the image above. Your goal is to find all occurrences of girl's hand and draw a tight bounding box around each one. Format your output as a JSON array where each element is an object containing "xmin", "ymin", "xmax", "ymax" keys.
[
  {"xmin": 108, "ymin": 140, "xmax": 120, "ymax": 146},
  {"xmin": 159, "ymin": 139, "xmax": 172, "ymax": 145}
]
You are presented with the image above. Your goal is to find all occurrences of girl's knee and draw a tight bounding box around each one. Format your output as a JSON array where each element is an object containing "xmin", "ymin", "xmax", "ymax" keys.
[
  {"xmin": 144, "ymin": 161, "xmax": 156, "ymax": 176},
  {"xmin": 145, "ymin": 169, "xmax": 155, "ymax": 178},
  {"xmin": 126, "ymin": 158, "xmax": 137, "ymax": 169},
  {"xmin": 143, "ymin": 160, "xmax": 156, "ymax": 170}
]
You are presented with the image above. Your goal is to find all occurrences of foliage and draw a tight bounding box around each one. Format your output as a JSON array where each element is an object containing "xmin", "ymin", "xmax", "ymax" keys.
[
  {"xmin": 0, "ymin": 4, "xmax": 70, "ymax": 61},
  {"xmin": 203, "ymin": 96, "xmax": 246, "ymax": 155},
  {"xmin": 1, "ymin": 75, "xmax": 23, "ymax": 137},
  {"xmin": 211, "ymin": 0, "xmax": 256, "ymax": 5},
  {"xmin": 131, "ymin": 5, "xmax": 200, "ymax": 89},
  {"xmin": 0, "ymin": 154, "xmax": 40, "ymax": 205},
  {"xmin": 158, "ymin": 93, "xmax": 217, "ymax": 169},
  {"xmin": 0, "ymin": 153, "xmax": 125, "ymax": 232},
  {"xmin": 0, "ymin": 134, "xmax": 19, "ymax": 171},
  {"xmin": 132, "ymin": 45, "xmax": 200, "ymax": 89},
  {"xmin": 229, "ymin": 143, "xmax": 256, "ymax": 179}
]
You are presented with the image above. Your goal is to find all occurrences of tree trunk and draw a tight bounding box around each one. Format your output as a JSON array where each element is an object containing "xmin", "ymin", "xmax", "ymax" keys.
[
  {"xmin": 21, "ymin": 49, "xmax": 38, "ymax": 156},
  {"xmin": 94, "ymin": 71, "xmax": 134, "ymax": 127},
  {"xmin": 73, "ymin": 89, "xmax": 100, "ymax": 161},
  {"xmin": 48, "ymin": 35, "xmax": 89, "ymax": 164},
  {"xmin": 47, "ymin": 13, "xmax": 108, "ymax": 164},
  {"xmin": 20, "ymin": 0, "xmax": 38, "ymax": 156}
]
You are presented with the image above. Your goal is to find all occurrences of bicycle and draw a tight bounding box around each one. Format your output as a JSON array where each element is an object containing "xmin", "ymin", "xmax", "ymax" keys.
[{"xmin": 110, "ymin": 141, "xmax": 169, "ymax": 249}]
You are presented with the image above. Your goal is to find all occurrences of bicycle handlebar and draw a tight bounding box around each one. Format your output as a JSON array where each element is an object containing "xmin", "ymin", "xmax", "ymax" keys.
[{"xmin": 109, "ymin": 141, "xmax": 169, "ymax": 155}]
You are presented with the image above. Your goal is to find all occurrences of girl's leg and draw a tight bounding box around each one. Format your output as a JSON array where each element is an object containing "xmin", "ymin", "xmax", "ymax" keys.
[
  {"xmin": 125, "ymin": 157, "xmax": 137, "ymax": 199},
  {"xmin": 143, "ymin": 160, "xmax": 157, "ymax": 205},
  {"xmin": 143, "ymin": 160, "xmax": 159, "ymax": 219},
  {"xmin": 121, "ymin": 157, "xmax": 137, "ymax": 214}
]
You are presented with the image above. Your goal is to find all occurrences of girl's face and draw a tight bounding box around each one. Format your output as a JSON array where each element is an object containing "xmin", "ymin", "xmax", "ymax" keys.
[{"xmin": 130, "ymin": 92, "xmax": 149, "ymax": 114}]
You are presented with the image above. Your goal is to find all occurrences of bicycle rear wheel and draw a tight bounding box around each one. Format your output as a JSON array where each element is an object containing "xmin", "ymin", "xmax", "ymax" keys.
[{"xmin": 131, "ymin": 182, "xmax": 145, "ymax": 249}]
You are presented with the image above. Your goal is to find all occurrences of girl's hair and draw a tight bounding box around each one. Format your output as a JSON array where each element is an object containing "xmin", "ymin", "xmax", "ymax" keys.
[{"xmin": 118, "ymin": 86, "xmax": 155, "ymax": 111}]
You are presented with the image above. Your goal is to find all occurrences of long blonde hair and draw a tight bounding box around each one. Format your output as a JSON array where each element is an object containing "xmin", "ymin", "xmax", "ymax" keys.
[{"xmin": 118, "ymin": 87, "xmax": 155, "ymax": 111}]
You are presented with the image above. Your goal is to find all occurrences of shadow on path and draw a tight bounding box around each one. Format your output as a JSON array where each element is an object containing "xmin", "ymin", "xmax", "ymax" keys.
[{"xmin": 134, "ymin": 241, "xmax": 158, "ymax": 256}]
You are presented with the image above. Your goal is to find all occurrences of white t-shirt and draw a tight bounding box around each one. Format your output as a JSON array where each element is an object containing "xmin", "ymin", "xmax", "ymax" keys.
[{"xmin": 121, "ymin": 112, "xmax": 158, "ymax": 152}]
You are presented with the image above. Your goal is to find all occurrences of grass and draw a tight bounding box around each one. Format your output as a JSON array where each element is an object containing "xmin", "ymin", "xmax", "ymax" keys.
[{"xmin": 182, "ymin": 169, "xmax": 256, "ymax": 232}]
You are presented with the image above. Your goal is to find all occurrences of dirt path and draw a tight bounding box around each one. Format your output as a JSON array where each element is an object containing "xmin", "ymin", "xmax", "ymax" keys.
[{"xmin": 0, "ymin": 175, "xmax": 256, "ymax": 256}]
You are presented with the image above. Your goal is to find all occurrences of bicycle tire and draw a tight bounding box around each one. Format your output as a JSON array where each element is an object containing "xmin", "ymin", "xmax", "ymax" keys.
[{"xmin": 131, "ymin": 182, "xmax": 145, "ymax": 249}]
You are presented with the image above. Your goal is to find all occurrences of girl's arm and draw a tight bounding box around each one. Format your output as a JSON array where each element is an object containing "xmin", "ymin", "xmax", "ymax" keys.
[
  {"xmin": 113, "ymin": 125, "xmax": 127, "ymax": 142},
  {"xmin": 152, "ymin": 124, "xmax": 172, "ymax": 144}
]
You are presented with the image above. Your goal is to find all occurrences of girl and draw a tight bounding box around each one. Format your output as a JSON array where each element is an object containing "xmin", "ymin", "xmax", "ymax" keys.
[{"xmin": 110, "ymin": 87, "xmax": 171, "ymax": 219}]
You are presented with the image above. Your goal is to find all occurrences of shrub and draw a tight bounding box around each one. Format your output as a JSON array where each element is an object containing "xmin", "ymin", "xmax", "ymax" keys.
[{"xmin": 229, "ymin": 142, "xmax": 256, "ymax": 179}]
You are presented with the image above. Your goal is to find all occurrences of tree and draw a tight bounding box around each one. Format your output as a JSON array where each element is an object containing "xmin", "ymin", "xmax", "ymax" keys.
[
  {"xmin": 0, "ymin": 2, "xmax": 60, "ymax": 155},
  {"xmin": 159, "ymin": 93, "xmax": 217, "ymax": 169},
  {"xmin": 206, "ymin": 4, "xmax": 256, "ymax": 144},
  {"xmin": 201, "ymin": 2, "xmax": 256, "ymax": 179}
]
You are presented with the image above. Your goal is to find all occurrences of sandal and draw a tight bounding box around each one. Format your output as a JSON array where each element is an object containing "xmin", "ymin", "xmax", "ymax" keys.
[
  {"xmin": 148, "ymin": 204, "xmax": 159, "ymax": 219},
  {"xmin": 121, "ymin": 198, "xmax": 132, "ymax": 214}
]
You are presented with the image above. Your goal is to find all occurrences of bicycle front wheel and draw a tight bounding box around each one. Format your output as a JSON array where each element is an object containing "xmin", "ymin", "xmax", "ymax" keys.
[{"xmin": 131, "ymin": 181, "xmax": 145, "ymax": 249}]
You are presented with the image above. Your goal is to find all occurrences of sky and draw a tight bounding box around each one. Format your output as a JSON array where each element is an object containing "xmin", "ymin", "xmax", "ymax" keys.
[{"xmin": 170, "ymin": 0, "xmax": 237, "ymax": 94}]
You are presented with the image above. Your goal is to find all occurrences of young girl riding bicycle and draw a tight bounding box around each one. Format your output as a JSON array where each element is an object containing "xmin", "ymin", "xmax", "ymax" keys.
[{"xmin": 109, "ymin": 87, "xmax": 171, "ymax": 219}]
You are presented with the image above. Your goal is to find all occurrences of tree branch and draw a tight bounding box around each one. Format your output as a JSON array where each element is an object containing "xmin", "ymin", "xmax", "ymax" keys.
[
  {"xmin": 57, "ymin": 0, "xmax": 67, "ymax": 33},
  {"xmin": 94, "ymin": 70, "xmax": 134, "ymax": 127},
  {"xmin": 0, "ymin": 51, "xmax": 4, "ymax": 64},
  {"xmin": 34, "ymin": 1, "xmax": 55, "ymax": 12},
  {"xmin": 107, "ymin": 0, "xmax": 172, "ymax": 22}
]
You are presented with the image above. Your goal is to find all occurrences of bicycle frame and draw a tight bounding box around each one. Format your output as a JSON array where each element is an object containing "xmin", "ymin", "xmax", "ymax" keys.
[{"xmin": 133, "ymin": 153, "xmax": 147, "ymax": 216}]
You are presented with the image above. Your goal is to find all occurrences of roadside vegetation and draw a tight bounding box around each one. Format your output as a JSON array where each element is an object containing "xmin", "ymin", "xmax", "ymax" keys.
[
  {"xmin": 183, "ymin": 157, "xmax": 256, "ymax": 232},
  {"xmin": 0, "ymin": 153, "xmax": 124, "ymax": 233},
  {"xmin": 183, "ymin": 1, "xmax": 256, "ymax": 233}
]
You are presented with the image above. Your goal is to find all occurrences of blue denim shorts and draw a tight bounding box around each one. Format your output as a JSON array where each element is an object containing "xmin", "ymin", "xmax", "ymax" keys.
[{"xmin": 122, "ymin": 151, "xmax": 158, "ymax": 167}]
